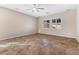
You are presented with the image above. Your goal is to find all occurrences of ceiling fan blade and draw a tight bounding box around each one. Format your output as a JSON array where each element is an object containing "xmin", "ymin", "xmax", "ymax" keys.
[
  {"xmin": 37, "ymin": 8, "xmax": 44, "ymax": 10},
  {"xmin": 36, "ymin": 4, "xmax": 41, "ymax": 7}
]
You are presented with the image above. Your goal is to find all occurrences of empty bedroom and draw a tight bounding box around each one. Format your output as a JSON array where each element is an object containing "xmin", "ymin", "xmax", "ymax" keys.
[{"xmin": 0, "ymin": 4, "xmax": 79, "ymax": 55}]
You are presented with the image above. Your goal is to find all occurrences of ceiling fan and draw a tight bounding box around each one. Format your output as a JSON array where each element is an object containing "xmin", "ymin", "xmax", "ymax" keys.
[{"xmin": 26, "ymin": 4, "xmax": 45, "ymax": 12}]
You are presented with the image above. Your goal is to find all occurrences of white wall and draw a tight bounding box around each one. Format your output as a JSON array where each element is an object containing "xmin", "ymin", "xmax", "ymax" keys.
[
  {"xmin": 38, "ymin": 9, "xmax": 77, "ymax": 38},
  {"xmin": 0, "ymin": 7, "xmax": 37, "ymax": 40}
]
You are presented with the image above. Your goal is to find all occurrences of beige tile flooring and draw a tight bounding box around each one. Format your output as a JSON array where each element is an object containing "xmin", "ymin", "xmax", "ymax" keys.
[{"xmin": 0, "ymin": 33, "xmax": 79, "ymax": 55}]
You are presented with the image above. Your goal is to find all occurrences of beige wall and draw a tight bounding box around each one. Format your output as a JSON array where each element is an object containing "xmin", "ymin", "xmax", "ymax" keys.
[
  {"xmin": 76, "ymin": 7, "xmax": 79, "ymax": 42},
  {"xmin": 0, "ymin": 7, "xmax": 37, "ymax": 40},
  {"xmin": 0, "ymin": 6, "xmax": 77, "ymax": 40},
  {"xmin": 38, "ymin": 9, "xmax": 77, "ymax": 38}
]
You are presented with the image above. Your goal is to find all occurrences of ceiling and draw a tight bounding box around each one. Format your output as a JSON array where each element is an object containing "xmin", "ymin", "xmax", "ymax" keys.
[{"xmin": 0, "ymin": 4, "xmax": 77, "ymax": 17}]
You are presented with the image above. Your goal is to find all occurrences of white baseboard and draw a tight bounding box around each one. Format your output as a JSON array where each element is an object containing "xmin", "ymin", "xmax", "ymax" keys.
[
  {"xmin": 39, "ymin": 32, "xmax": 76, "ymax": 38},
  {"xmin": 76, "ymin": 36, "xmax": 79, "ymax": 42},
  {"xmin": 0, "ymin": 32, "xmax": 37, "ymax": 40}
]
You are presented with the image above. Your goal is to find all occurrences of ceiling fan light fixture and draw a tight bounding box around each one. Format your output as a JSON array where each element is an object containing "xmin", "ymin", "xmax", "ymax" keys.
[{"xmin": 26, "ymin": 4, "xmax": 45, "ymax": 13}]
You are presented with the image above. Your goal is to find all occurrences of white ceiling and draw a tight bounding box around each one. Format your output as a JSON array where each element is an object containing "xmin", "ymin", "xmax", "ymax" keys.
[{"xmin": 0, "ymin": 4, "xmax": 77, "ymax": 17}]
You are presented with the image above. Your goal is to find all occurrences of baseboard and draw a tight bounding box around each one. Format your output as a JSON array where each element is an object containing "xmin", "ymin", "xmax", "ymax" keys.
[
  {"xmin": 76, "ymin": 36, "xmax": 79, "ymax": 42},
  {"xmin": 0, "ymin": 33, "xmax": 37, "ymax": 40},
  {"xmin": 38, "ymin": 33, "xmax": 76, "ymax": 39}
]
